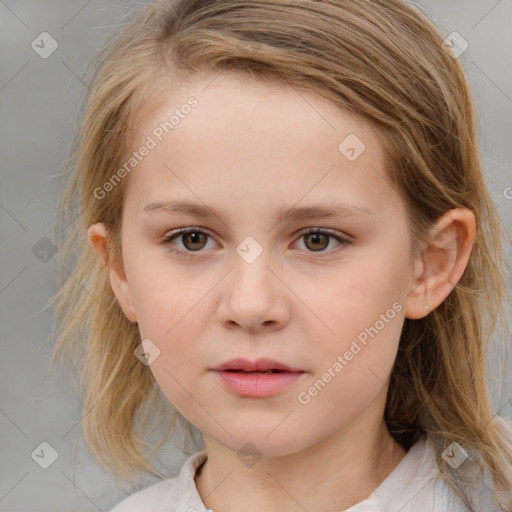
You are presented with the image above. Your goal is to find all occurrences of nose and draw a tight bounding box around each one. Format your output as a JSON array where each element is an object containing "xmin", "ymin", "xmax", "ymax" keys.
[{"xmin": 216, "ymin": 248, "xmax": 290, "ymax": 333}]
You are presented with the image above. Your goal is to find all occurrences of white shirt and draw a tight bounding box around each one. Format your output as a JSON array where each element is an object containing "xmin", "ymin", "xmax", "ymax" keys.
[{"xmin": 108, "ymin": 436, "xmax": 502, "ymax": 511}]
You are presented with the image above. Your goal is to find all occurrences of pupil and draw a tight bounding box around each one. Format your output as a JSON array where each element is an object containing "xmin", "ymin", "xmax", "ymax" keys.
[
  {"xmin": 184, "ymin": 232, "xmax": 206, "ymax": 251},
  {"xmin": 305, "ymin": 233, "xmax": 328, "ymax": 251}
]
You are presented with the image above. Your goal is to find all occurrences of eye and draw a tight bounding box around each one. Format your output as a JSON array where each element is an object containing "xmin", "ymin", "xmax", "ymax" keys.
[
  {"xmin": 162, "ymin": 227, "xmax": 350, "ymax": 258},
  {"xmin": 162, "ymin": 227, "xmax": 215, "ymax": 257},
  {"xmin": 292, "ymin": 228, "xmax": 350, "ymax": 256}
]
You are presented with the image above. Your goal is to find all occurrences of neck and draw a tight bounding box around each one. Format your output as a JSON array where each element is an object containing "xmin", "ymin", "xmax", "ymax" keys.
[{"xmin": 195, "ymin": 416, "xmax": 406, "ymax": 512}]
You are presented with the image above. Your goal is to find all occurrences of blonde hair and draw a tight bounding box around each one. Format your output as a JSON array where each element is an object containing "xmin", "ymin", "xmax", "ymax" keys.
[{"xmin": 48, "ymin": 0, "xmax": 512, "ymax": 508}]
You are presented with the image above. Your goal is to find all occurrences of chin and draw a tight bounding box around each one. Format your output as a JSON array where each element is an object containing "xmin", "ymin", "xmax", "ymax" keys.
[{"xmin": 213, "ymin": 430, "xmax": 312, "ymax": 459}]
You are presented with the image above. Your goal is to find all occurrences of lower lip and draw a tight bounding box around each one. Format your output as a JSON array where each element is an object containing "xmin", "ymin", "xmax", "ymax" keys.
[{"xmin": 213, "ymin": 370, "xmax": 306, "ymax": 397}]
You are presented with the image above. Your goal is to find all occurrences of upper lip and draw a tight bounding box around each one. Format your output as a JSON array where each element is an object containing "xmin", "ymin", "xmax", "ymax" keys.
[{"xmin": 212, "ymin": 358, "xmax": 304, "ymax": 372}]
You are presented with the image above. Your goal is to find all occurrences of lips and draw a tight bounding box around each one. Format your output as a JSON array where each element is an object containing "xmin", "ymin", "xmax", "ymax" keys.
[
  {"xmin": 211, "ymin": 358, "xmax": 306, "ymax": 397},
  {"xmin": 212, "ymin": 357, "xmax": 304, "ymax": 373},
  {"xmin": 212, "ymin": 358, "xmax": 306, "ymax": 398}
]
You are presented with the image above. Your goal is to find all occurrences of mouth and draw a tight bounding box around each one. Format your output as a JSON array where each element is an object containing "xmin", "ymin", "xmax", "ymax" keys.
[
  {"xmin": 211, "ymin": 359, "xmax": 306, "ymax": 397},
  {"xmin": 222, "ymin": 369, "xmax": 290, "ymax": 374},
  {"xmin": 212, "ymin": 357, "xmax": 304, "ymax": 373}
]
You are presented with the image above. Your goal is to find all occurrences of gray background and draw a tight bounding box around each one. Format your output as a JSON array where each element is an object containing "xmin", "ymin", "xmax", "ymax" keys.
[{"xmin": 1, "ymin": 1, "xmax": 511, "ymax": 510}]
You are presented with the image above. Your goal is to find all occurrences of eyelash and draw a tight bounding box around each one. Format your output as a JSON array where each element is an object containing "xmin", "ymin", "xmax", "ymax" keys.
[{"xmin": 161, "ymin": 227, "xmax": 351, "ymax": 259}]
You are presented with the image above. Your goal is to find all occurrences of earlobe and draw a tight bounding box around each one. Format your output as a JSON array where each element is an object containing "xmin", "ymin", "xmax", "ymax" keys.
[
  {"xmin": 87, "ymin": 223, "xmax": 138, "ymax": 323},
  {"xmin": 404, "ymin": 208, "xmax": 476, "ymax": 319}
]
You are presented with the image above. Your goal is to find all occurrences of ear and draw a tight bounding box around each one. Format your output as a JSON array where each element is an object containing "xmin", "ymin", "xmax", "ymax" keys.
[
  {"xmin": 404, "ymin": 208, "xmax": 476, "ymax": 319},
  {"xmin": 87, "ymin": 222, "xmax": 138, "ymax": 323}
]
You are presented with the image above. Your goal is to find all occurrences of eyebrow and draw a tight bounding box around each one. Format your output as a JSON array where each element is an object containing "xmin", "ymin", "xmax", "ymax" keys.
[{"xmin": 142, "ymin": 199, "xmax": 374, "ymax": 223}]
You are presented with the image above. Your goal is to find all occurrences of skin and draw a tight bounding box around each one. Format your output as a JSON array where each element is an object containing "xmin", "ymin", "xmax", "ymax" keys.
[{"xmin": 88, "ymin": 71, "xmax": 476, "ymax": 512}]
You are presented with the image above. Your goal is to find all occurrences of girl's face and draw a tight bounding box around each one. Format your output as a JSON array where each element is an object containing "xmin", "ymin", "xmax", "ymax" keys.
[{"xmin": 94, "ymin": 72, "xmax": 421, "ymax": 456}]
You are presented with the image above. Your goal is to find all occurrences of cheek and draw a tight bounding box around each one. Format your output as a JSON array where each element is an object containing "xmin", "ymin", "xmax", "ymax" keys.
[
  {"xmin": 127, "ymin": 270, "xmax": 211, "ymax": 404},
  {"xmin": 302, "ymin": 293, "xmax": 404, "ymax": 424},
  {"xmin": 312, "ymin": 244, "xmax": 408, "ymax": 377},
  {"xmin": 140, "ymin": 308, "xmax": 209, "ymax": 412},
  {"xmin": 325, "ymin": 250, "xmax": 407, "ymax": 328},
  {"xmin": 318, "ymin": 296, "xmax": 403, "ymax": 392},
  {"xmin": 126, "ymin": 252, "xmax": 202, "ymax": 335}
]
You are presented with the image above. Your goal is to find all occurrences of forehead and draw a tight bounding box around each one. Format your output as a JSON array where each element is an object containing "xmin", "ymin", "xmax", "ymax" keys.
[
  {"xmin": 123, "ymin": 71, "xmax": 398, "ymax": 219},
  {"xmin": 142, "ymin": 72, "xmax": 373, "ymax": 137}
]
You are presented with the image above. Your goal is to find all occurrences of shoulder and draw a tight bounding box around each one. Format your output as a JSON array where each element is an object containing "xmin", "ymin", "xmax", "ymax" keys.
[
  {"xmin": 433, "ymin": 477, "xmax": 472, "ymax": 512},
  {"xmin": 375, "ymin": 436, "xmax": 472, "ymax": 512},
  {"xmin": 107, "ymin": 450, "xmax": 208, "ymax": 512},
  {"xmin": 433, "ymin": 475, "xmax": 503, "ymax": 512},
  {"xmin": 109, "ymin": 478, "xmax": 176, "ymax": 512},
  {"xmin": 432, "ymin": 419, "xmax": 512, "ymax": 512}
]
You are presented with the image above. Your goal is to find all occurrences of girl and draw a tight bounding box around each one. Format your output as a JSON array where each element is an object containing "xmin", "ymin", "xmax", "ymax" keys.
[{"xmin": 49, "ymin": 0, "xmax": 512, "ymax": 510}]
